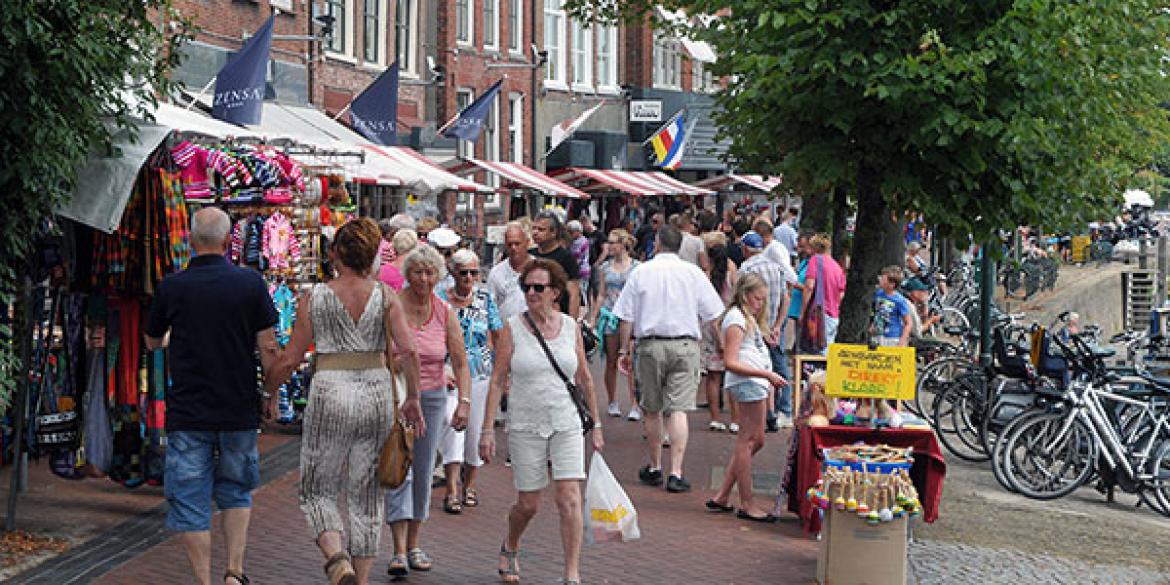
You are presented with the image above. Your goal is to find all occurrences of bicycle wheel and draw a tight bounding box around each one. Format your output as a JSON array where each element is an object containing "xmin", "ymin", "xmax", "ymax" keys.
[
  {"xmin": 1145, "ymin": 440, "xmax": 1170, "ymax": 517},
  {"xmin": 913, "ymin": 357, "xmax": 977, "ymax": 418},
  {"xmin": 932, "ymin": 373, "xmax": 990, "ymax": 462},
  {"xmin": 1003, "ymin": 412, "xmax": 1096, "ymax": 500},
  {"xmin": 991, "ymin": 409, "xmax": 1049, "ymax": 493}
]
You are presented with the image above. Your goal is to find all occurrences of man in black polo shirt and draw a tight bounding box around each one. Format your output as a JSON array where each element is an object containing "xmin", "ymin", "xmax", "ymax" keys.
[
  {"xmin": 530, "ymin": 210, "xmax": 582, "ymax": 317},
  {"xmin": 145, "ymin": 207, "xmax": 279, "ymax": 585}
]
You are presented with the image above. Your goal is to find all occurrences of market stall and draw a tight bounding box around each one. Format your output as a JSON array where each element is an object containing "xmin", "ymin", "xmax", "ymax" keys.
[
  {"xmin": 545, "ymin": 167, "xmax": 713, "ymax": 232},
  {"xmin": 694, "ymin": 173, "xmax": 788, "ymax": 217}
]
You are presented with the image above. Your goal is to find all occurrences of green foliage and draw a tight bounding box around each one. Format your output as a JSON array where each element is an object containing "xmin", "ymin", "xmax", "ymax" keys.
[{"xmin": 0, "ymin": 1, "xmax": 189, "ymax": 414}]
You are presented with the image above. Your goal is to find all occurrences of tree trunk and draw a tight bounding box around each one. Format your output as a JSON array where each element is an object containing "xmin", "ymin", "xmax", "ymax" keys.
[
  {"xmin": 831, "ymin": 184, "xmax": 850, "ymax": 264},
  {"xmin": 837, "ymin": 165, "xmax": 904, "ymax": 343},
  {"xmin": 800, "ymin": 190, "xmax": 831, "ymax": 234}
]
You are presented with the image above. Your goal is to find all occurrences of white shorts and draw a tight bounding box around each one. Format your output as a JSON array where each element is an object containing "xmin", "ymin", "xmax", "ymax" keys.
[
  {"xmin": 438, "ymin": 377, "xmax": 491, "ymax": 467},
  {"xmin": 507, "ymin": 429, "xmax": 586, "ymax": 492}
]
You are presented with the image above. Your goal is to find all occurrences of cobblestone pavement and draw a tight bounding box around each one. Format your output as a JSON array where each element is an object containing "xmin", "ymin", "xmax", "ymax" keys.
[{"xmin": 909, "ymin": 540, "xmax": 1170, "ymax": 585}]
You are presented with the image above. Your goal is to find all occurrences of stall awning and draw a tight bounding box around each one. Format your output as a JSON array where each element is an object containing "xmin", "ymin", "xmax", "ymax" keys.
[
  {"xmin": 251, "ymin": 103, "xmax": 371, "ymax": 147},
  {"xmin": 151, "ymin": 103, "xmax": 261, "ymax": 139},
  {"xmin": 363, "ymin": 145, "xmax": 495, "ymax": 195},
  {"xmin": 444, "ymin": 158, "xmax": 589, "ymax": 199},
  {"xmin": 547, "ymin": 168, "xmax": 713, "ymax": 197},
  {"xmin": 695, "ymin": 173, "xmax": 782, "ymax": 193}
]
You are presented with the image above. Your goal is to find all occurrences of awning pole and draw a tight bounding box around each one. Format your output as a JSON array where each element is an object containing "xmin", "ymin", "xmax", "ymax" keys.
[{"xmin": 184, "ymin": 76, "xmax": 217, "ymax": 111}]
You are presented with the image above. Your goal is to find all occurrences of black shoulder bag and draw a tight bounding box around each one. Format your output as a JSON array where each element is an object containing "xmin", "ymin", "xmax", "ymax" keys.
[{"xmin": 522, "ymin": 312, "xmax": 595, "ymax": 435}]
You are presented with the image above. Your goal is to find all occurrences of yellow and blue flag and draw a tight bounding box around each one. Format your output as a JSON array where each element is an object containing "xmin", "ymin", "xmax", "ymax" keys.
[{"xmin": 645, "ymin": 109, "xmax": 688, "ymax": 170}]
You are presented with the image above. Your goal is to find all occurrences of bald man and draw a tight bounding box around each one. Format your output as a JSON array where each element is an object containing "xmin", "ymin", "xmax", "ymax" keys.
[{"xmin": 145, "ymin": 207, "xmax": 279, "ymax": 585}]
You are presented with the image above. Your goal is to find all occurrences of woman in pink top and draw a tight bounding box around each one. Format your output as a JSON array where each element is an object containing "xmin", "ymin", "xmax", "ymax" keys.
[
  {"xmin": 379, "ymin": 229, "xmax": 417, "ymax": 291},
  {"xmin": 800, "ymin": 233, "xmax": 847, "ymax": 350},
  {"xmin": 384, "ymin": 244, "xmax": 472, "ymax": 577}
]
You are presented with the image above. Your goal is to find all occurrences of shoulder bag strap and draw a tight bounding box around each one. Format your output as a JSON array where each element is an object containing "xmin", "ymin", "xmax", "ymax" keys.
[
  {"xmin": 522, "ymin": 312, "xmax": 573, "ymax": 385},
  {"xmin": 813, "ymin": 255, "xmax": 826, "ymax": 305}
]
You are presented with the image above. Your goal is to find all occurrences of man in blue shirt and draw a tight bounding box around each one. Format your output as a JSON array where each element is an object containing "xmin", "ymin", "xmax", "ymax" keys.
[
  {"xmin": 871, "ymin": 265, "xmax": 914, "ymax": 347},
  {"xmin": 774, "ymin": 207, "xmax": 800, "ymax": 262},
  {"xmin": 145, "ymin": 207, "xmax": 279, "ymax": 585}
]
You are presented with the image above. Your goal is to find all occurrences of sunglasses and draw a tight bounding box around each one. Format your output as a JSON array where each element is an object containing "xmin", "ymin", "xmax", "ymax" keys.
[
  {"xmin": 439, "ymin": 247, "xmax": 455, "ymax": 256},
  {"xmin": 457, "ymin": 269, "xmax": 479, "ymax": 277},
  {"xmin": 521, "ymin": 283, "xmax": 550, "ymax": 293}
]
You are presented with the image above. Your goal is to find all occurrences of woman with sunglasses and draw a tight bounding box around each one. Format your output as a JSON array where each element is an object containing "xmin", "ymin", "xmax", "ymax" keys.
[
  {"xmin": 437, "ymin": 249, "xmax": 503, "ymax": 512},
  {"xmin": 479, "ymin": 259, "xmax": 603, "ymax": 585},
  {"xmin": 587, "ymin": 228, "xmax": 641, "ymax": 420}
]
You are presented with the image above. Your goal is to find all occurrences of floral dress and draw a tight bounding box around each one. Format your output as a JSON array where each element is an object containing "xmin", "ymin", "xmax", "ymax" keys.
[{"xmin": 439, "ymin": 286, "xmax": 504, "ymax": 379}]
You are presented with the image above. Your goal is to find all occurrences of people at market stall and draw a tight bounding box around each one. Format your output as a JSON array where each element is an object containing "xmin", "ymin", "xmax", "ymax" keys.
[
  {"xmin": 437, "ymin": 249, "xmax": 504, "ymax": 514},
  {"xmin": 587, "ymin": 228, "xmax": 641, "ymax": 421},
  {"xmin": 143, "ymin": 207, "xmax": 281, "ymax": 585},
  {"xmin": 478, "ymin": 258, "xmax": 603, "ymax": 585},
  {"xmin": 707, "ymin": 273, "xmax": 788, "ymax": 522},
  {"xmin": 614, "ymin": 225, "xmax": 725, "ymax": 494},
  {"xmin": 530, "ymin": 210, "xmax": 582, "ymax": 317},
  {"xmin": 487, "ymin": 221, "xmax": 533, "ymax": 322},
  {"xmin": 384, "ymin": 244, "xmax": 472, "ymax": 577},
  {"xmin": 265, "ymin": 218, "xmax": 424, "ymax": 585},
  {"xmin": 872, "ymin": 265, "xmax": 914, "ymax": 347}
]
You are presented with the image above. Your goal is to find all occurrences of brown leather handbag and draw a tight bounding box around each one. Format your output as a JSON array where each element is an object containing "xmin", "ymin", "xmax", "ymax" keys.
[{"xmin": 376, "ymin": 284, "xmax": 413, "ymax": 488}]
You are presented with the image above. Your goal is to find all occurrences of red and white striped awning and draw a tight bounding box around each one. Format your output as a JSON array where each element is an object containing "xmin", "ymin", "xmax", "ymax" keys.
[
  {"xmin": 444, "ymin": 158, "xmax": 590, "ymax": 199},
  {"xmin": 361, "ymin": 145, "xmax": 495, "ymax": 194},
  {"xmin": 695, "ymin": 173, "xmax": 782, "ymax": 193},
  {"xmin": 546, "ymin": 168, "xmax": 713, "ymax": 197}
]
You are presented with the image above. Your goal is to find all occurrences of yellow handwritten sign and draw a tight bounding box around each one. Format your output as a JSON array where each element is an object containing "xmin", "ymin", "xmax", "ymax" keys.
[{"xmin": 825, "ymin": 344, "xmax": 916, "ymax": 400}]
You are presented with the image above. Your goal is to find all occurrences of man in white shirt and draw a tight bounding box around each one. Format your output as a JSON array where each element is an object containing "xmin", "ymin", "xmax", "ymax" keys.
[
  {"xmin": 774, "ymin": 207, "xmax": 800, "ymax": 262},
  {"xmin": 755, "ymin": 217, "xmax": 799, "ymax": 284},
  {"xmin": 486, "ymin": 221, "xmax": 531, "ymax": 322},
  {"xmin": 614, "ymin": 225, "xmax": 724, "ymax": 493}
]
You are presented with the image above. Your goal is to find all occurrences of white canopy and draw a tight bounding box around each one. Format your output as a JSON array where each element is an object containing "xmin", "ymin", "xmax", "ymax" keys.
[{"xmin": 1124, "ymin": 188, "xmax": 1154, "ymax": 207}]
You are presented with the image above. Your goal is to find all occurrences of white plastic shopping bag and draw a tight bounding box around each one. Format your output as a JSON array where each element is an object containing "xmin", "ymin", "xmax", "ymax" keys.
[{"xmin": 583, "ymin": 454, "xmax": 640, "ymax": 544}]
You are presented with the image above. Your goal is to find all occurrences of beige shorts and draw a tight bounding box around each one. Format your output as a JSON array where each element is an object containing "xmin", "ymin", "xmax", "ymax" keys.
[
  {"xmin": 507, "ymin": 429, "xmax": 585, "ymax": 492},
  {"xmin": 635, "ymin": 338, "xmax": 701, "ymax": 413}
]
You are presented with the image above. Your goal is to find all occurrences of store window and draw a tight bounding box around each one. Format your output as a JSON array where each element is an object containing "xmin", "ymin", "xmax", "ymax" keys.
[
  {"xmin": 324, "ymin": 0, "xmax": 351, "ymax": 56},
  {"xmin": 362, "ymin": 0, "xmax": 387, "ymax": 65},
  {"xmin": 596, "ymin": 24, "xmax": 617, "ymax": 90},
  {"xmin": 456, "ymin": 89, "xmax": 475, "ymax": 159},
  {"xmin": 570, "ymin": 18, "xmax": 591, "ymax": 88},
  {"xmin": 396, "ymin": 0, "xmax": 416, "ymax": 72},
  {"xmin": 456, "ymin": 0, "xmax": 473, "ymax": 46},
  {"xmin": 509, "ymin": 94, "xmax": 524, "ymax": 163},
  {"xmin": 484, "ymin": 0, "xmax": 499, "ymax": 49},
  {"xmin": 509, "ymin": 0, "xmax": 522, "ymax": 52},
  {"xmin": 543, "ymin": 0, "xmax": 566, "ymax": 86},
  {"xmin": 653, "ymin": 35, "xmax": 681, "ymax": 89}
]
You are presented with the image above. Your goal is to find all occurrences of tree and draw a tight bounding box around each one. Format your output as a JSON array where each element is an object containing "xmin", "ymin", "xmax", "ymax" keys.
[
  {"xmin": 0, "ymin": 2, "xmax": 188, "ymax": 412},
  {"xmin": 568, "ymin": 0, "xmax": 1170, "ymax": 341}
]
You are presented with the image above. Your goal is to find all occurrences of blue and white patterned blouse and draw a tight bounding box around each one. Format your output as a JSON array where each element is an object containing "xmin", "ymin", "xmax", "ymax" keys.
[{"xmin": 439, "ymin": 286, "xmax": 504, "ymax": 379}]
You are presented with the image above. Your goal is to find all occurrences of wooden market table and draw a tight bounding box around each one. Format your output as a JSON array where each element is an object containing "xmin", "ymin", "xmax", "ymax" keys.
[{"xmin": 784, "ymin": 425, "xmax": 947, "ymax": 534}]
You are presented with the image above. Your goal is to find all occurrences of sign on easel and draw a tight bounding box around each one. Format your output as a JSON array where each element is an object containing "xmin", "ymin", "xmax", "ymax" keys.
[{"xmin": 825, "ymin": 344, "xmax": 916, "ymax": 400}]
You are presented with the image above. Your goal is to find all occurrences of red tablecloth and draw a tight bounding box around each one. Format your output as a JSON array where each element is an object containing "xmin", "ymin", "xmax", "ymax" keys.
[{"xmin": 785, "ymin": 425, "xmax": 946, "ymax": 533}]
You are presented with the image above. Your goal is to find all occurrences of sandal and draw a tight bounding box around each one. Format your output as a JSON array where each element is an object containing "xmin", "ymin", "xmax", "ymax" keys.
[
  {"xmin": 498, "ymin": 544, "xmax": 520, "ymax": 583},
  {"xmin": 324, "ymin": 552, "xmax": 357, "ymax": 585},
  {"xmin": 705, "ymin": 499, "xmax": 734, "ymax": 513},
  {"xmin": 387, "ymin": 554, "xmax": 409, "ymax": 578},
  {"xmin": 407, "ymin": 548, "xmax": 433, "ymax": 571},
  {"xmin": 443, "ymin": 495, "xmax": 464, "ymax": 514},
  {"xmin": 223, "ymin": 570, "xmax": 250, "ymax": 585},
  {"xmin": 464, "ymin": 488, "xmax": 479, "ymax": 507}
]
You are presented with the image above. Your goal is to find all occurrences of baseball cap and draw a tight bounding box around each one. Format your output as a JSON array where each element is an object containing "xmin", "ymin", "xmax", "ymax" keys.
[
  {"xmin": 742, "ymin": 231, "xmax": 764, "ymax": 250},
  {"xmin": 428, "ymin": 227, "xmax": 461, "ymax": 248},
  {"xmin": 904, "ymin": 278, "xmax": 930, "ymax": 292}
]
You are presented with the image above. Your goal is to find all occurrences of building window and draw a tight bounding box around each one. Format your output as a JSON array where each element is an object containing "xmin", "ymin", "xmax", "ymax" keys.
[
  {"xmin": 456, "ymin": 89, "xmax": 475, "ymax": 159},
  {"xmin": 693, "ymin": 60, "xmax": 716, "ymax": 93},
  {"xmin": 509, "ymin": 0, "xmax": 522, "ymax": 52},
  {"xmin": 456, "ymin": 0, "xmax": 473, "ymax": 45},
  {"xmin": 653, "ymin": 35, "xmax": 681, "ymax": 89},
  {"xmin": 570, "ymin": 18, "xmax": 591, "ymax": 88},
  {"xmin": 509, "ymin": 94, "xmax": 523, "ymax": 163},
  {"xmin": 543, "ymin": 0, "xmax": 566, "ymax": 86},
  {"xmin": 484, "ymin": 99, "xmax": 500, "ymax": 187},
  {"xmin": 596, "ymin": 24, "xmax": 617, "ymax": 89},
  {"xmin": 396, "ymin": 0, "xmax": 416, "ymax": 72},
  {"xmin": 484, "ymin": 0, "xmax": 499, "ymax": 49},
  {"xmin": 363, "ymin": 0, "xmax": 385, "ymax": 64},
  {"xmin": 324, "ymin": 0, "xmax": 349, "ymax": 55}
]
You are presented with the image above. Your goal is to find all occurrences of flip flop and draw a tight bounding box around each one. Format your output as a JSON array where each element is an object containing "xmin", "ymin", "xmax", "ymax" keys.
[
  {"xmin": 705, "ymin": 499, "xmax": 734, "ymax": 513},
  {"xmin": 736, "ymin": 509, "xmax": 779, "ymax": 523}
]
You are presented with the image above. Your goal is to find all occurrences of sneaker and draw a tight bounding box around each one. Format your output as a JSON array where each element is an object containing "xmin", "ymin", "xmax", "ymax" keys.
[
  {"xmin": 638, "ymin": 465, "xmax": 664, "ymax": 486},
  {"xmin": 776, "ymin": 413, "xmax": 794, "ymax": 429},
  {"xmin": 765, "ymin": 413, "xmax": 779, "ymax": 433},
  {"xmin": 607, "ymin": 401, "xmax": 622, "ymax": 417},
  {"xmin": 627, "ymin": 406, "xmax": 643, "ymax": 421},
  {"xmin": 728, "ymin": 423, "xmax": 740, "ymax": 434},
  {"xmin": 709, "ymin": 421, "xmax": 728, "ymax": 432},
  {"xmin": 666, "ymin": 475, "xmax": 692, "ymax": 493}
]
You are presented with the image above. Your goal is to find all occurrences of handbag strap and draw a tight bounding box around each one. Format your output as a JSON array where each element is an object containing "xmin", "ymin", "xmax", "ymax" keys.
[
  {"xmin": 522, "ymin": 312, "xmax": 573, "ymax": 386},
  {"xmin": 812, "ymin": 255, "xmax": 826, "ymax": 305}
]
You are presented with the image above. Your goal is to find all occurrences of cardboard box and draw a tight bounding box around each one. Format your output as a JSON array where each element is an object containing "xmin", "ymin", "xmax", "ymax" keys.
[{"xmin": 816, "ymin": 508, "xmax": 908, "ymax": 585}]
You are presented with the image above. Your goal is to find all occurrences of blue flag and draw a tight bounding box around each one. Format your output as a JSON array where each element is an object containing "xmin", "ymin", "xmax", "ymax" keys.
[
  {"xmin": 350, "ymin": 63, "xmax": 399, "ymax": 145},
  {"xmin": 441, "ymin": 79, "xmax": 503, "ymax": 143},
  {"xmin": 212, "ymin": 15, "xmax": 274, "ymax": 125}
]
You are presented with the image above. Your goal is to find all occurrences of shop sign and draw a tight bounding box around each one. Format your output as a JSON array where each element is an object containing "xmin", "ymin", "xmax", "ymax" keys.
[
  {"xmin": 270, "ymin": 0, "xmax": 294, "ymax": 11},
  {"xmin": 630, "ymin": 100, "xmax": 663, "ymax": 122},
  {"xmin": 825, "ymin": 344, "xmax": 916, "ymax": 400}
]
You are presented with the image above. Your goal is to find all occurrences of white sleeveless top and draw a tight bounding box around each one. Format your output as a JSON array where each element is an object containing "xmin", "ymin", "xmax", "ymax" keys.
[{"xmin": 506, "ymin": 314, "xmax": 582, "ymax": 436}]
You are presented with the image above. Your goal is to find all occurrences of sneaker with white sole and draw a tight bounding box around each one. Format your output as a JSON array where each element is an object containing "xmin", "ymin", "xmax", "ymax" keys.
[
  {"xmin": 728, "ymin": 423, "xmax": 740, "ymax": 434},
  {"xmin": 627, "ymin": 406, "xmax": 643, "ymax": 421},
  {"xmin": 709, "ymin": 421, "xmax": 727, "ymax": 432},
  {"xmin": 607, "ymin": 402, "xmax": 622, "ymax": 417},
  {"xmin": 776, "ymin": 413, "xmax": 794, "ymax": 429}
]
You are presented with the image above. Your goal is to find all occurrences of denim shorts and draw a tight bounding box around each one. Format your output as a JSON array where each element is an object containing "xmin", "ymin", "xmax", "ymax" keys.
[
  {"xmin": 165, "ymin": 430, "xmax": 261, "ymax": 532},
  {"xmin": 726, "ymin": 380, "xmax": 769, "ymax": 403}
]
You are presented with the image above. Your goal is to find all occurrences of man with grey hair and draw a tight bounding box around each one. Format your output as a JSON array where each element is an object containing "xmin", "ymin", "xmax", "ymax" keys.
[
  {"xmin": 530, "ymin": 210, "xmax": 581, "ymax": 316},
  {"xmin": 614, "ymin": 225, "xmax": 724, "ymax": 493},
  {"xmin": 567, "ymin": 219, "xmax": 592, "ymax": 306},
  {"xmin": 145, "ymin": 207, "xmax": 279, "ymax": 585},
  {"xmin": 487, "ymin": 221, "xmax": 533, "ymax": 322}
]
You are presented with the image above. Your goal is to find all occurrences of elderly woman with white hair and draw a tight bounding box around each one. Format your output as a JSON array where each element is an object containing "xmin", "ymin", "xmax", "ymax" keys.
[
  {"xmin": 566, "ymin": 219, "xmax": 591, "ymax": 302},
  {"xmin": 437, "ymin": 248, "xmax": 504, "ymax": 512},
  {"xmin": 384, "ymin": 244, "xmax": 472, "ymax": 577}
]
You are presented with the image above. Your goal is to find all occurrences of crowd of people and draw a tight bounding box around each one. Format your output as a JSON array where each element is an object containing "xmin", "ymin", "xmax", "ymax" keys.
[{"xmin": 147, "ymin": 202, "xmax": 946, "ymax": 585}]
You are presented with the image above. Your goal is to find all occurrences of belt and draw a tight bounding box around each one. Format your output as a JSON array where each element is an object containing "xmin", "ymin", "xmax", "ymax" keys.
[
  {"xmin": 638, "ymin": 335, "xmax": 697, "ymax": 341},
  {"xmin": 316, "ymin": 352, "xmax": 386, "ymax": 371}
]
